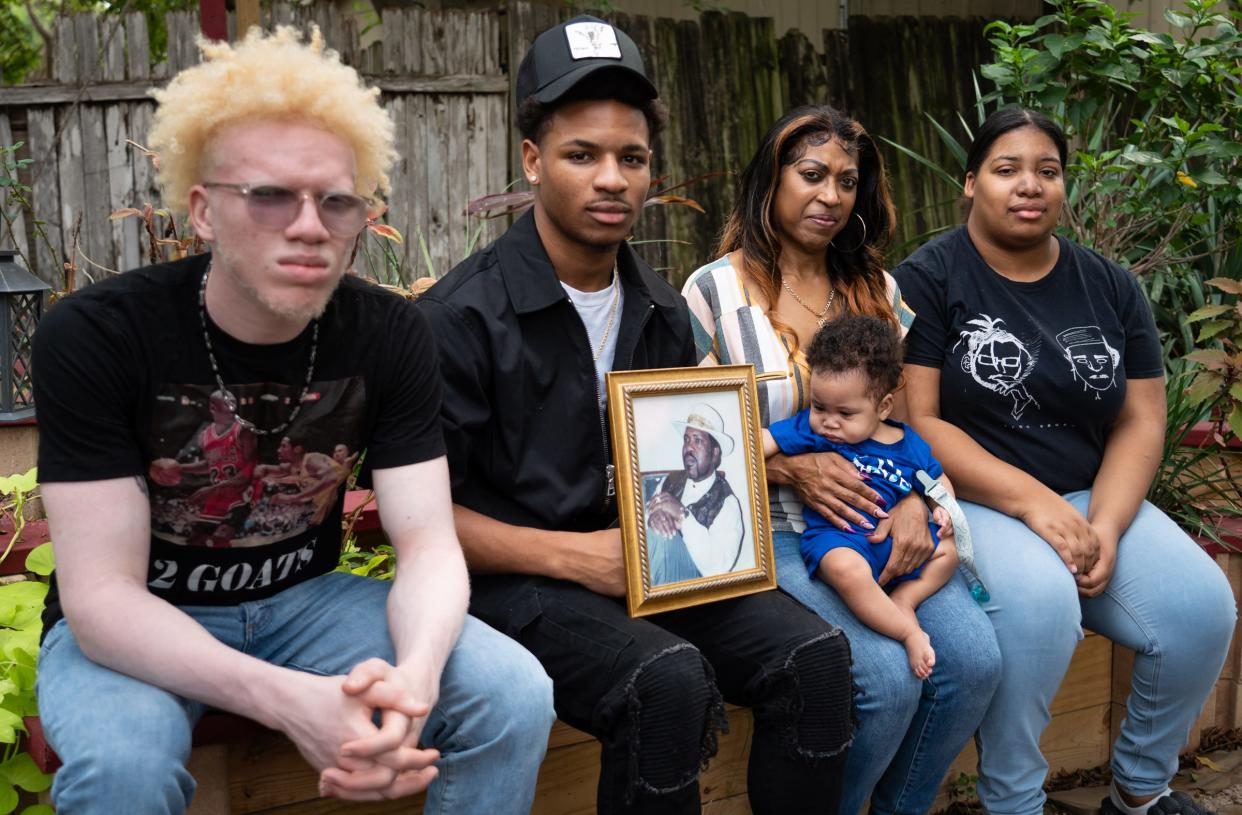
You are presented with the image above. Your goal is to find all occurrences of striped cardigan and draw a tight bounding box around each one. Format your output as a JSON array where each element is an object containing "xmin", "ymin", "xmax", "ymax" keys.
[{"xmin": 681, "ymin": 254, "xmax": 916, "ymax": 532}]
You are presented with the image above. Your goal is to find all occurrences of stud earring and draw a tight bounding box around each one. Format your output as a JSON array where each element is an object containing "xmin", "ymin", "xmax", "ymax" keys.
[{"xmin": 529, "ymin": 175, "xmax": 538, "ymax": 183}]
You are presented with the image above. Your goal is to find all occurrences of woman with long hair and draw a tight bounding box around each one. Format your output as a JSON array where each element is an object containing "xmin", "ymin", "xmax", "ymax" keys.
[
  {"xmin": 682, "ymin": 105, "xmax": 1002, "ymax": 813},
  {"xmin": 895, "ymin": 107, "xmax": 1234, "ymax": 815}
]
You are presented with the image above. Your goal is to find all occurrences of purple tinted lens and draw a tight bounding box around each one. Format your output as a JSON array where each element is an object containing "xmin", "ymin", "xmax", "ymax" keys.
[
  {"xmin": 319, "ymin": 193, "xmax": 368, "ymax": 235},
  {"xmin": 245, "ymin": 186, "xmax": 302, "ymax": 229},
  {"xmin": 245, "ymin": 186, "xmax": 367, "ymax": 236}
]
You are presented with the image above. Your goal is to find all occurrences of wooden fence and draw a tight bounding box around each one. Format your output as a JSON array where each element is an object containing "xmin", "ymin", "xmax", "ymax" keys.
[
  {"xmin": 0, "ymin": 2, "xmax": 1014, "ymax": 290},
  {"xmin": 0, "ymin": 4, "xmax": 508, "ymax": 287}
]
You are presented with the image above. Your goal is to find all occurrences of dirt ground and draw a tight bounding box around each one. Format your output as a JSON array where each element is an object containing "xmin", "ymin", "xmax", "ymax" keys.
[{"xmin": 940, "ymin": 730, "xmax": 1242, "ymax": 815}]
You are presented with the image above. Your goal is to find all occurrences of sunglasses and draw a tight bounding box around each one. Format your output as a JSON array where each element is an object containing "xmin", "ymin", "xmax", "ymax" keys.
[{"xmin": 203, "ymin": 182, "xmax": 371, "ymax": 238}]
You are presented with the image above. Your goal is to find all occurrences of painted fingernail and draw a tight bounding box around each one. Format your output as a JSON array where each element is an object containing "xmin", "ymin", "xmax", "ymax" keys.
[
  {"xmin": 861, "ymin": 521, "xmax": 874, "ymax": 530},
  {"xmin": 875, "ymin": 509, "xmax": 889, "ymax": 518}
]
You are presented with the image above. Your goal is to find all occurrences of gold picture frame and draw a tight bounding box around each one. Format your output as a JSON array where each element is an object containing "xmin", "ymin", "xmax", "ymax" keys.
[{"xmin": 606, "ymin": 364, "xmax": 776, "ymax": 617}]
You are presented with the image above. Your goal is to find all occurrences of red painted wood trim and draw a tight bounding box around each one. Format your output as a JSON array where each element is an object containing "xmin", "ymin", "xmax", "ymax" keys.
[
  {"xmin": 0, "ymin": 519, "xmax": 49, "ymax": 576},
  {"xmin": 344, "ymin": 489, "xmax": 380, "ymax": 532},
  {"xmin": 1196, "ymin": 517, "xmax": 1242, "ymax": 556},
  {"xmin": 199, "ymin": 0, "xmax": 228, "ymax": 42},
  {"xmin": 1183, "ymin": 420, "xmax": 1242, "ymax": 450}
]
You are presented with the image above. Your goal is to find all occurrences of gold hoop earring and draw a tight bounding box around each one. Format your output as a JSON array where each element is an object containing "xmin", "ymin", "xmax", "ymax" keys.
[{"xmin": 830, "ymin": 213, "xmax": 868, "ymax": 253}]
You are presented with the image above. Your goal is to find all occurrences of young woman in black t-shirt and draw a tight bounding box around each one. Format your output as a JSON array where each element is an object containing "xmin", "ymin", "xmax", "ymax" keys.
[{"xmin": 894, "ymin": 108, "xmax": 1234, "ymax": 815}]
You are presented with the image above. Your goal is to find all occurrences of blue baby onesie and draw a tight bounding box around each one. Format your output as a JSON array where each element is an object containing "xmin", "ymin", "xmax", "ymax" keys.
[{"xmin": 767, "ymin": 411, "xmax": 943, "ymax": 586}]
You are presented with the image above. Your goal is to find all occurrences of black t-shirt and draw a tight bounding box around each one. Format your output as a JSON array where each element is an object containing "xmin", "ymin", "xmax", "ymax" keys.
[
  {"xmin": 893, "ymin": 226, "xmax": 1163, "ymax": 494},
  {"xmin": 33, "ymin": 253, "xmax": 445, "ymax": 626}
]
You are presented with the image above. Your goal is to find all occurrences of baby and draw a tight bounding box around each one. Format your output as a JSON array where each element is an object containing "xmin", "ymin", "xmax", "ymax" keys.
[{"xmin": 762, "ymin": 314, "xmax": 959, "ymax": 678}]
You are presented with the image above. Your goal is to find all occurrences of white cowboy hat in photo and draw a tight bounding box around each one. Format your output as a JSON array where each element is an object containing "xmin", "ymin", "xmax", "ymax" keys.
[{"xmin": 672, "ymin": 402, "xmax": 735, "ymax": 457}]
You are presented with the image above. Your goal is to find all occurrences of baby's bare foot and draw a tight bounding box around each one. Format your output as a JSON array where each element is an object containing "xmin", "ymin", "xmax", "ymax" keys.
[{"xmin": 903, "ymin": 629, "xmax": 935, "ymax": 680}]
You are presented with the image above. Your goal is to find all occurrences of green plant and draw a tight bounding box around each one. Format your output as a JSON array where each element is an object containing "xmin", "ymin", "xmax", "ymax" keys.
[
  {"xmin": 333, "ymin": 489, "xmax": 397, "ymax": 581},
  {"xmin": 978, "ymin": 0, "xmax": 1242, "ymax": 461},
  {"xmin": 1185, "ymin": 276, "xmax": 1242, "ymax": 441},
  {"xmin": 0, "ymin": 468, "xmax": 54, "ymax": 815},
  {"xmin": 1150, "ymin": 361, "xmax": 1242, "ymax": 546},
  {"xmin": 1, "ymin": 142, "xmax": 59, "ymax": 285},
  {"xmin": 0, "ymin": 0, "xmax": 199, "ymax": 85}
]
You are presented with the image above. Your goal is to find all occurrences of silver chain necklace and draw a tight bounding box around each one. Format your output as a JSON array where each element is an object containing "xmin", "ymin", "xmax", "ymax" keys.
[
  {"xmin": 198, "ymin": 264, "xmax": 319, "ymax": 436},
  {"xmin": 781, "ymin": 276, "xmax": 836, "ymax": 328}
]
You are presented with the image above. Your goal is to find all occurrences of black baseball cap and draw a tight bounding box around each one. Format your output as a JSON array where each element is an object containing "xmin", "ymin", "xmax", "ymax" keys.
[{"xmin": 515, "ymin": 15, "xmax": 657, "ymax": 107}]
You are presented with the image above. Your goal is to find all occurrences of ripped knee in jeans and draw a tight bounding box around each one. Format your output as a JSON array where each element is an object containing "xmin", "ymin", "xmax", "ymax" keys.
[
  {"xmin": 608, "ymin": 643, "xmax": 729, "ymax": 801},
  {"xmin": 753, "ymin": 628, "xmax": 855, "ymax": 762}
]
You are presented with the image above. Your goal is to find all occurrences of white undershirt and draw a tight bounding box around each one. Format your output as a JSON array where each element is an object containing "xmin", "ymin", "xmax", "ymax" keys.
[{"xmin": 562, "ymin": 276, "xmax": 624, "ymax": 404}]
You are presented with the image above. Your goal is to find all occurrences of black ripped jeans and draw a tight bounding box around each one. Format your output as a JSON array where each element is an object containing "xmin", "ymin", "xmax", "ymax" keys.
[{"xmin": 469, "ymin": 574, "xmax": 853, "ymax": 815}]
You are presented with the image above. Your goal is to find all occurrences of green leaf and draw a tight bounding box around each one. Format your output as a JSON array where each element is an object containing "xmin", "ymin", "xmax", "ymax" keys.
[
  {"xmin": 1198, "ymin": 321, "xmax": 1232, "ymax": 341},
  {"xmin": 1164, "ymin": 9, "xmax": 1193, "ymax": 28},
  {"xmin": 1186, "ymin": 372, "xmax": 1224, "ymax": 405},
  {"xmin": 0, "ymin": 753, "xmax": 52, "ymax": 793},
  {"xmin": 1228, "ymin": 405, "xmax": 1242, "ymax": 445},
  {"xmin": 1198, "ymin": 169, "xmax": 1230, "ymax": 186},
  {"xmin": 0, "ymin": 779, "xmax": 16, "ymax": 814},
  {"xmin": 1230, "ymin": 382, "xmax": 1242, "ymax": 403},
  {"xmin": 877, "ymin": 136, "xmax": 964, "ymax": 191},
  {"xmin": 923, "ymin": 114, "xmax": 967, "ymax": 170},
  {"xmin": 0, "ymin": 581, "xmax": 47, "ymax": 609},
  {"xmin": 0, "ymin": 708, "xmax": 22, "ymax": 745},
  {"xmin": 1186, "ymin": 349, "xmax": 1230, "ymax": 369},
  {"xmin": 1187, "ymin": 304, "xmax": 1231, "ymax": 322},
  {"xmin": 5, "ymin": 469, "xmax": 36, "ymax": 495},
  {"xmin": 980, "ymin": 63, "xmax": 1014, "ymax": 84},
  {"xmin": 23, "ymin": 543, "xmax": 53, "ymax": 577},
  {"xmin": 1121, "ymin": 150, "xmax": 1165, "ymax": 166},
  {"xmin": 20, "ymin": 806, "xmax": 56, "ymax": 815}
]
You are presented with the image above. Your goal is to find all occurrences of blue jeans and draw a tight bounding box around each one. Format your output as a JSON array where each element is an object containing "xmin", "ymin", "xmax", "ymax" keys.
[
  {"xmin": 966, "ymin": 493, "xmax": 1237, "ymax": 815},
  {"xmin": 37, "ymin": 571, "xmax": 556, "ymax": 815},
  {"xmin": 774, "ymin": 530, "xmax": 1002, "ymax": 815}
]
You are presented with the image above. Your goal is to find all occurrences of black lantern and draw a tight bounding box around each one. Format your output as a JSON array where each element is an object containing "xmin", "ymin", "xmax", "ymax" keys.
[{"xmin": 0, "ymin": 250, "xmax": 50, "ymax": 423}]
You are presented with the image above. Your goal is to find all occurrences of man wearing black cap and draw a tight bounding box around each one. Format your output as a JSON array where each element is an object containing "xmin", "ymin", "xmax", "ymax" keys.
[{"xmin": 418, "ymin": 16, "xmax": 853, "ymax": 814}]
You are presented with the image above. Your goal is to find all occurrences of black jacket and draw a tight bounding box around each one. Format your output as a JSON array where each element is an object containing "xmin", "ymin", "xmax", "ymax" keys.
[{"xmin": 417, "ymin": 211, "xmax": 696, "ymax": 533}]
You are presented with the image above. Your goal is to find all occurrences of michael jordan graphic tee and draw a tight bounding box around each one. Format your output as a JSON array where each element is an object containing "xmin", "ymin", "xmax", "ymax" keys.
[{"xmin": 33, "ymin": 254, "xmax": 445, "ymax": 627}]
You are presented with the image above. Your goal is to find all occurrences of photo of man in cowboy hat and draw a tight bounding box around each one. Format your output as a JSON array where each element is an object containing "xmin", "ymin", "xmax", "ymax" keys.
[{"xmin": 645, "ymin": 402, "xmax": 752, "ymax": 585}]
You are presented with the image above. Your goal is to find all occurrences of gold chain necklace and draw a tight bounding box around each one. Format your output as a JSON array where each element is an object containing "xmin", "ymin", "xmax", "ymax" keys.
[
  {"xmin": 781, "ymin": 275, "xmax": 836, "ymax": 328},
  {"xmin": 592, "ymin": 263, "xmax": 620, "ymax": 362}
]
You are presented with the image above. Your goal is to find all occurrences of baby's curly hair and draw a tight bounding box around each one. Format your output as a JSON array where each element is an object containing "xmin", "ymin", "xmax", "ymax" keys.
[
  {"xmin": 805, "ymin": 314, "xmax": 904, "ymax": 400},
  {"xmin": 148, "ymin": 26, "xmax": 396, "ymax": 213}
]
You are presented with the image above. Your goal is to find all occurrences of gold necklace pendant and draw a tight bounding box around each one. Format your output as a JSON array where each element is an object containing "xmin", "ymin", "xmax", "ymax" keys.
[{"xmin": 781, "ymin": 275, "xmax": 835, "ymax": 325}]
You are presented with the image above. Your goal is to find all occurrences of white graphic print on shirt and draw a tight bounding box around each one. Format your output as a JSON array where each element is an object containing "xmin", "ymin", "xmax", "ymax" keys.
[
  {"xmin": 954, "ymin": 315, "xmax": 1041, "ymax": 421},
  {"xmin": 1056, "ymin": 325, "xmax": 1120, "ymax": 399},
  {"xmin": 852, "ymin": 455, "xmax": 912, "ymax": 492}
]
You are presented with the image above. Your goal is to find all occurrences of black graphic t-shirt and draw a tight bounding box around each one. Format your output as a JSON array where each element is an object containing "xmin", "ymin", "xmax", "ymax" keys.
[
  {"xmin": 893, "ymin": 226, "xmax": 1163, "ymax": 494},
  {"xmin": 33, "ymin": 253, "xmax": 444, "ymax": 626}
]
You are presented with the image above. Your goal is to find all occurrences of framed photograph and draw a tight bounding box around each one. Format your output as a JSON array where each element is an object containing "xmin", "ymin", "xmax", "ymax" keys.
[{"xmin": 606, "ymin": 364, "xmax": 776, "ymax": 617}]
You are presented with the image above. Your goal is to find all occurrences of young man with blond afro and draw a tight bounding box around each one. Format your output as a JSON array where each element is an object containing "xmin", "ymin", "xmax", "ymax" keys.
[{"xmin": 31, "ymin": 27, "xmax": 553, "ymax": 814}]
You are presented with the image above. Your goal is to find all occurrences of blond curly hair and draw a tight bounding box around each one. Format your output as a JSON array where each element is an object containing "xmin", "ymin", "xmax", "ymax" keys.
[{"xmin": 148, "ymin": 26, "xmax": 395, "ymax": 213}]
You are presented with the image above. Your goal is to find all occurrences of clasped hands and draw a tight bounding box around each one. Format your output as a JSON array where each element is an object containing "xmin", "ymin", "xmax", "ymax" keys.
[
  {"xmin": 292, "ymin": 658, "xmax": 441, "ymax": 802},
  {"xmin": 646, "ymin": 491, "xmax": 687, "ymax": 537},
  {"xmin": 1020, "ymin": 491, "xmax": 1118, "ymax": 597}
]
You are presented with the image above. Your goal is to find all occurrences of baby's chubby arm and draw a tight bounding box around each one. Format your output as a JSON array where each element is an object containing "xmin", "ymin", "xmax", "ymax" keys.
[
  {"xmin": 761, "ymin": 428, "xmax": 780, "ymax": 458},
  {"xmin": 925, "ymin": 472, "xmax": 955, "ymax": 538}
]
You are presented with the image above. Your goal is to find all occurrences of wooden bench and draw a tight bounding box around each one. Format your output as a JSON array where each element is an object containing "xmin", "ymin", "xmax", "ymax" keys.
[
  {"xmin": 20, "ymin": 630, "xmax": 1217, "ymax": 815},
  {"xmin": 17, "ymin": 505, "xmax": 1242, "ymax": 814}
]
